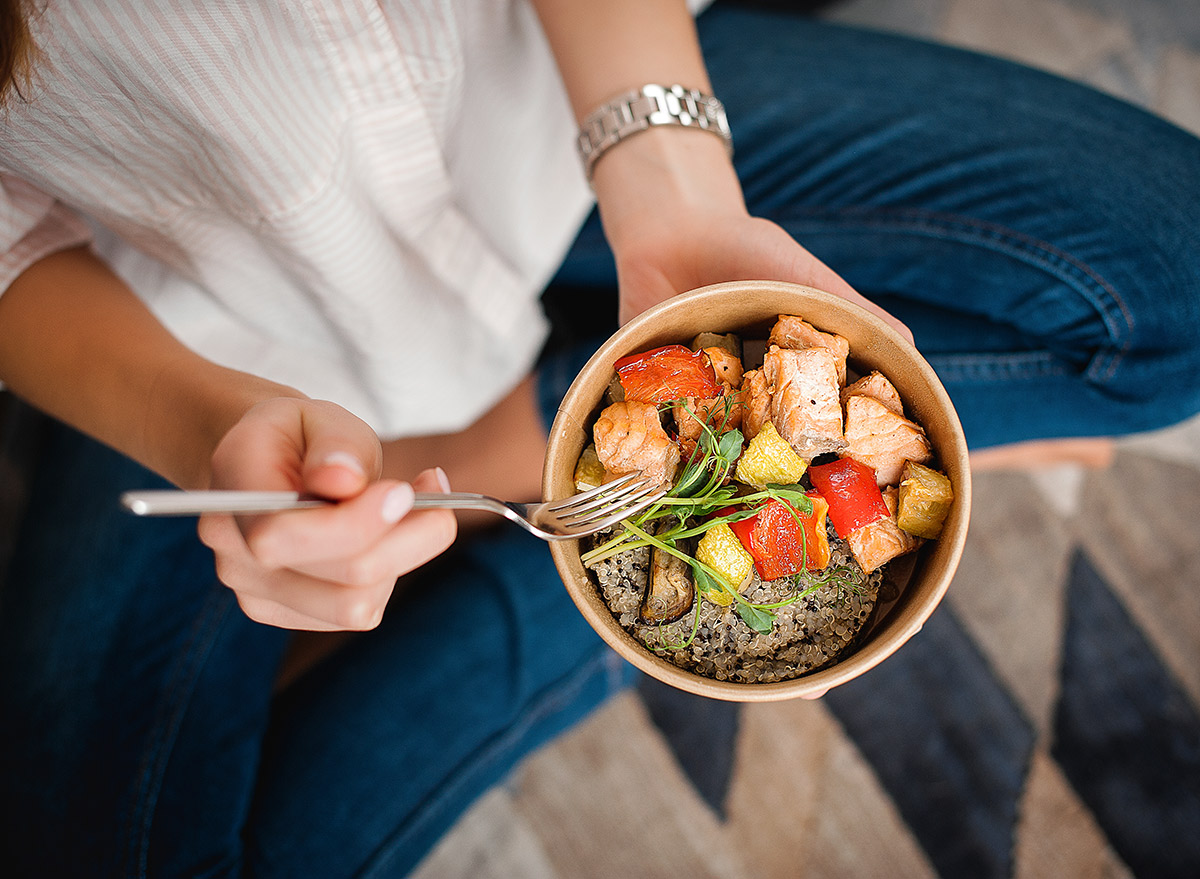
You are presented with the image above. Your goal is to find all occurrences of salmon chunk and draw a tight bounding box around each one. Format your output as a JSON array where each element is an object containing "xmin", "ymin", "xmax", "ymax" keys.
[
  {"xmin": 846, "ymin": 487, "xmax": 921, "ymax": 574},
  {"xmin": 674, "ymin": 346, "xmax": 745, "ymax": 444},
  {"xmin": 769, "ymin": 314, "xmax": 850, "ymax": 385},
  {"xmin": 673, "ymin": 392, "xmax": 742, "ymax": 445},
  {"xmin": 738, "ymin": 368, "xmax": 771, "ymax": 441},
  {"xmin": 840, "ymin": 371, "xmax": 904, "ymax": 416},
  {"xmin": 763, "ymin": 345, "xmax": 847, "ymax": 457},
  {"xmin": 593, "ymin": 400, "xmax": 681, "ymax": 489},
  {"xmin": 704, "ymin": 346, "xmax": 744, "ymax": 388},
  {"xmin": 843, "ymin": 394, "xmax": 933, "ymax": 487}
]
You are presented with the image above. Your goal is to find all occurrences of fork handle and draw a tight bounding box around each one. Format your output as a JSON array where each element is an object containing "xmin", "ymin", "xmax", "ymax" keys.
[{"xmin": 120, "ymin": 489, "xmax": 498, "ymax": 517}]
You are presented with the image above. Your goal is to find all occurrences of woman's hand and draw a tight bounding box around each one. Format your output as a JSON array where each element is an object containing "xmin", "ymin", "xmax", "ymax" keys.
[
  {"xmin": 592, "ymin": 128, "xmax": 912, "ymax": 341},
  {"xmin": 197, "ymin": 398, "xmax": 458, "ymax": 630}
]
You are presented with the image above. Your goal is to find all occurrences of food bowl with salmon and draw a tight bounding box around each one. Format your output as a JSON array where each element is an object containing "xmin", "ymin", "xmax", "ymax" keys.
[{"xmin": 541, "ymin": 280, "xmax": 971, "ymax": 701}]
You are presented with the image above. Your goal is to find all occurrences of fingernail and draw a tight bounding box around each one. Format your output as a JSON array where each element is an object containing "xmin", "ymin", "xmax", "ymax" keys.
[
  {"xmin": 433, "ymin": 466, "xmax": 451, "ymax": 493},
  {"xmin": 323, "ymin": 451, "xmax": 365, "ymax": 477},
  {"xmin": 381, "ymin": 483, "xmax": 414, "ymax": 524}
]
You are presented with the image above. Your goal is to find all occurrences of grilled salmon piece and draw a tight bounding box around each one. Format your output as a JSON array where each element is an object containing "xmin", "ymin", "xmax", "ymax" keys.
[
  {"xmin": 843, "ymin": 394, "xmax": 933, "ymax": 487},
  {"xmin": 673, "ymin": 347, "xmax": 744, "ymax": 444},
  {"xmin": 840, "ymin": 370, "xmax": 904, "ymax": 416},
  {"xmin": 763, "ymin": 345, "xmax": 847, "ymax": 457},
  {"xmin": 704, "ymin": 346, "xmax": 744, "ymax": 388},
  {"xmin": 846, "ymin": 486, "xmax": 922, "ymax": 574},
  {"xmin": 594, "ymin": 400, "xmax": 681, "ymax": 489},
  {"xmin": 738, "ymin": 368, "xmax": 771, "ymax": 441},
  {"xmin": 769, "ymin": 314, "xmax": 850, "ymax": 385},
  {"xmin": 673, "ymin": 392, "xmax": 742, "ymax": 445}
]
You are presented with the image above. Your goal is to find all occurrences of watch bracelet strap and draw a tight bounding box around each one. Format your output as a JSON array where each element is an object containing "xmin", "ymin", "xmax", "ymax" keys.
[{"xmin": 577, "ymin": 84, "xmax": 733, "ymax": 182}]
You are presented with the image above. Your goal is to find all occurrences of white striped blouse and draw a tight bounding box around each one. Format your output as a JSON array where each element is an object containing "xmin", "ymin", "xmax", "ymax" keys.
[{"xmin": 0, "ymin": 0, "xmax": 593, "ymax": 437}]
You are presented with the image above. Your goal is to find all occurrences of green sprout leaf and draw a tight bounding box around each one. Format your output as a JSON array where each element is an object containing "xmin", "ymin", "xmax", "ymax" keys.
[
  {"xmin": 692, "ymin": 565, "xmax": 721, "ymax": 597},
  {"xmin": 736, "ymin": 602, "xmax": 775, "ymax": 634},
  {"xmin": 672, "ymin": 460, "xmax": 709, "ymax": 498},
  {"xmin": 717, "ymin": 428, "xmax": 744, "ymax": 463},
  {"xmin": 765, "ymin": 482, "xmax": 814, "ymax": 515}
]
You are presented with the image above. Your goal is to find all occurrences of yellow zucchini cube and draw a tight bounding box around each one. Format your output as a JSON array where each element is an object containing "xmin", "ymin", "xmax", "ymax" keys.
[
  {"xmin": 897, "ymin": 460, "xmax": 954, "ymax": 538},
  {"xmin": 573, "ymin": 444, "xmax": 606, "ymax": 492},
  {"xmin": 694, "ymin": 522, "xmax": 755, "ymax": 604},
  {"xmin": 735, "ymin": 421, "xmax": 809, "ymax": 489}
]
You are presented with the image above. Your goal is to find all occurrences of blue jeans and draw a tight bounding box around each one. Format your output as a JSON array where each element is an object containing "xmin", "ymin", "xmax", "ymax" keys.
[{"xmin": 3, "ymin": 7, "xmax": 1199, "ymax": 878}]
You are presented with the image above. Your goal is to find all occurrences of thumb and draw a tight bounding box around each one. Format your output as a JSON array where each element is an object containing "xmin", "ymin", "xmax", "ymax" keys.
[
  {"xmin": 775, "ymin": 241, "xmax": 914, "ymax": 344},
  {"xmin": 298, "ymin": 400, "xmax": 384, "ymax": 501}
]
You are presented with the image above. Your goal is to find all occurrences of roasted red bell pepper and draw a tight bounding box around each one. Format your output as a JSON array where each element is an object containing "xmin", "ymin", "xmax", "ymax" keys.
[
  {"xmin": 807, "ymin": 457, "xmax": 890, "ymax": 536},
  {"xmin": 728, "ymin": 494, "xmax": 831, "ymax": 580},
  {"xmin": 614, "ymin": 345, "xmax": 722, "ymax": 404}
]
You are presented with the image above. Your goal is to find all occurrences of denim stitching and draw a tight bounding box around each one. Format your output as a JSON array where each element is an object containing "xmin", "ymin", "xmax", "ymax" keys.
[
  {"xmin": 122, "ymin": 585, "xmax": 233, "ymax": 879},
  {"xmin": 928, "ymin": 350, "xmax": 1073, "ymax": 383},
  {"xmin": 356, "ymin": 645, "xmax": 615, "ymax": 879},
  {"xmin": 789, "ymin": 207, "xmax": 1136, "ymax": 383}
]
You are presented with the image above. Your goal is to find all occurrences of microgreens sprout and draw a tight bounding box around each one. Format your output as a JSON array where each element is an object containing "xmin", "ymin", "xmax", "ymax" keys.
[{"xmin": 802, "ymin": 561, "xmax": 868, "ymax": 604}]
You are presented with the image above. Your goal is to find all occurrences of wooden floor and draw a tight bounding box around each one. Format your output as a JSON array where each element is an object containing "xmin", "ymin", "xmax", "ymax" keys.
[{"xmin": 413, "ymin": 2, "xmax": 1200, "ymax": 877}]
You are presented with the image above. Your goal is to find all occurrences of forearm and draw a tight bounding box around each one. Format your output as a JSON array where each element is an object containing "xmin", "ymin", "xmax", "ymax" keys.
[
  {"xmin": 531, "ymin": 0, "xmax": 745, "ymax": 242},
  {"xmin": 0, "ymin": 245, "xmax": 303, "ymax": 489},
  {"xmin": 530, "ymin": 0, "xmax": 710, "ymax": 120}
]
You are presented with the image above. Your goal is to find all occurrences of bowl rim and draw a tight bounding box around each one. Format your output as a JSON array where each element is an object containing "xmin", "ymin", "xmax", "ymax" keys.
[{"xmin": 541, "ymin": 280, "xmax": 972, "ymax": 701}]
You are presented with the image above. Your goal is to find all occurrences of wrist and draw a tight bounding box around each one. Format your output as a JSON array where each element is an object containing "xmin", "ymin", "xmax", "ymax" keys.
[
  {"xmin": 592, "ymin": 124, "xmax": 748, "ymax": 252},
  {"xmin": 578, "ymin": 84, "xmax": 732, "ymax": 182}
]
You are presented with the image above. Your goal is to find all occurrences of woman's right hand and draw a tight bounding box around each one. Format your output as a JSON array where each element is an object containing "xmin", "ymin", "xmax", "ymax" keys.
[{"xmin": 196, "ymin": 398, "xmax": 458, "ymax": 630}]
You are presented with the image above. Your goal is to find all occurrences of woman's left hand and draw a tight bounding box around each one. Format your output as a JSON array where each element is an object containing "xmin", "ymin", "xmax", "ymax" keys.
[{"xmin": 591, "ymin": 127, "xmax": 911, "ymax": 342}]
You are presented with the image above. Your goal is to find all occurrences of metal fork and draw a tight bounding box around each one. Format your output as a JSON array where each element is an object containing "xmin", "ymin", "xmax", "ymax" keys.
[{"xmin": 119, "ymin": 472, "xmax": 667, "ymax": 541}]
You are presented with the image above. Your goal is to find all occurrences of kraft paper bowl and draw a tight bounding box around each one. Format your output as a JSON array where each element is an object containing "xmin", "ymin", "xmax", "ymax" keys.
[{"xmin": 541, "ymin": 281, "xmax": 972, "ymax": 701}]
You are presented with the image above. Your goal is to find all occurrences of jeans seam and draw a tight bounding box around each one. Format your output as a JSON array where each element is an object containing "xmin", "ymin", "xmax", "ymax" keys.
[
  {"xmin": 930, "ymin": 350, "xmax": 1072, "ymax": 383},
  {"xmin": 790, "ymin": 206, "xmax": 1136, "ymax": 383},
  {"xmin": 355, "ymin": 644, "xmax": 617, "ymax": 879},
  {"xmin": 122, "ymin": 584, "xmax": 233, "ymax": 879}
]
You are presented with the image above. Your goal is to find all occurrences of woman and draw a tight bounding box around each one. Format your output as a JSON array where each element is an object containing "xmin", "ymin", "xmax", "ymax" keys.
[{"xmin": 2, "ymin": 1, "xmax": 1198, "ymax": 876}]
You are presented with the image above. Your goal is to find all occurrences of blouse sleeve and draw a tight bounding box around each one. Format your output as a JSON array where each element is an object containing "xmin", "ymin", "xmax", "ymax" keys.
[{"xmin": 0, "ymin": 173, "xmax": 93, "ymax": 293}]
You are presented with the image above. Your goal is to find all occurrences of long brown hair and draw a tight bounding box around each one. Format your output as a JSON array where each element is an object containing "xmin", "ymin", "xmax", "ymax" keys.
[{"xmin": 0, "ymin": 0, "xmax": 37, "ymax": 105}]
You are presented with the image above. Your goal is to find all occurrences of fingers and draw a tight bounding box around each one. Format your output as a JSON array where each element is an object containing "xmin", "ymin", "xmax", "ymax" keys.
[
  {"xmin": 279, "ymin": 469, "xmax": 457, "ymax": 584},
  {"xmin": 239, "ymin": 480, "xmax": 416, "ymax": 569},
  {"xmin": 202, "ymin": 398, "xmax": 453, "ymax": 630},
  {"xmin": 210, "ymin": 397, "xmax": 382, "ymax": 498},
  {"xmin": 612, "ymin": 214, "xmax": 915, "ymax": 345},
  {"xmin": 297, "ymin": 402, "xmax": 384, "ymax": 499},
  {"xmin": 808, "ymin": 270, "xmax": 914, "ymax": 345},
  {"xmin": 199, "ymin": 467, "xmax": 458, "ymax": 630}
]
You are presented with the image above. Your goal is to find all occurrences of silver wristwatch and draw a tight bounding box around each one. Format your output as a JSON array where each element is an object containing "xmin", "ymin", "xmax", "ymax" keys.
[{"xmin": 576, "ymin": 84, "xmax": 733, "ymax": 181}]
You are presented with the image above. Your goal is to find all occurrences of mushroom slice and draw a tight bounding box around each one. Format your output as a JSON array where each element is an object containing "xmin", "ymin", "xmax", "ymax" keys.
[{"xmin": 641, "ymin": 544, "xmax": 694, "ymax": 624}]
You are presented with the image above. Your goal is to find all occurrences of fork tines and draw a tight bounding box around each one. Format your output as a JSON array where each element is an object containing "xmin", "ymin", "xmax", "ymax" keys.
[{"xmin": 550, "ymin": 473, "xmax": 665, "ymax": 531}]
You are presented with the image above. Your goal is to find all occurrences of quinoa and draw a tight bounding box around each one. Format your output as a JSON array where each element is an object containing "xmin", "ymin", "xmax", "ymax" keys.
[{"xmin": 585, "ymin": 520, "xmax": 886, "ymax": 683}]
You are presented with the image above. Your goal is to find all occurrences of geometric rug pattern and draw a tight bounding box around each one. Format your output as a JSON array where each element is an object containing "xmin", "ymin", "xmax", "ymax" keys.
[
  {"xmin": 822, "ymin": 603, "xmax": 1035, "ymax": 879},
  {"xmin": 1053, "ymin": 551, "xmax": 1200, "ymax": 879}
]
